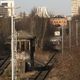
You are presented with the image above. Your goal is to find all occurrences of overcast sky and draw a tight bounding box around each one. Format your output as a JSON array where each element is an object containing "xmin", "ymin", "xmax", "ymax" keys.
[{"xmin": 12, "ymin": 0, "xmax": 71, "ymax": 16}]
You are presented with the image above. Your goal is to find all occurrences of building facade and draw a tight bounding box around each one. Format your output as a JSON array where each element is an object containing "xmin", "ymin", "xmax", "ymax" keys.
[
  {"xmin": 0, "ymin": 5, "xmax": 8, "ymax": 17},
  {"xmin": 72, "ymin": 0, "xmax": 80, "ymax": 16},
  {"xmin": 0, "ymin": 0, "xmax": 14, "ymax": 17},
  {"xmin": 35, "ymin": 7, "xmax": 50, "ymax": 18}
]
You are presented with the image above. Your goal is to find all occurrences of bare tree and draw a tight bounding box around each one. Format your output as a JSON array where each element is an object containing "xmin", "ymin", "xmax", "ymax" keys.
[{"xmin": 0, "ymin": 17, "xmax": 11, "ymax": 50}]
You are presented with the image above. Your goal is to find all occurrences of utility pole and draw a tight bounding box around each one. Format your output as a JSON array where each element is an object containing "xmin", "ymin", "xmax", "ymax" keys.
[
  {"xmin": 0, "ymin": 0, "xmax": 16, "ymax": 79},
  {"xmin": 10, "ymin": 3, "xmax": 15, "ymax": 80},
  {"xmin": 10, "ymin": 1, "xmax": 17, "ymax": 80}
]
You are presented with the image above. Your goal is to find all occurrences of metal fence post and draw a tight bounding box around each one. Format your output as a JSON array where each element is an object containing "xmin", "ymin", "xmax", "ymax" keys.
[
  {"xmin": 69, "ymin": 18, "xmax": 72, "ymax": 51},
  {"xmin": 76, "ymin": 20, "xmax": 78, "ymax": 46},
  {"xmin": 62, "ymin": 26, "xmax": 64, "ymax": 55}
]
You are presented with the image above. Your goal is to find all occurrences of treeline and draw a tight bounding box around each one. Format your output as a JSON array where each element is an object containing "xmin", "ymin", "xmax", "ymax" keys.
[
  {"xmin": 15, "ymin": 12, "xmax": 49, "ymax": 48},
  {"xmin": 0, "ymin": 12, "xmax": 55, "ymax": 49},
  {"xmin": 0, "ymin": 14, "xmax": 49, "ymax": 49},
  {"xmin": 0, "ymin": 17, "xmax": 11, "ymax": 50}
]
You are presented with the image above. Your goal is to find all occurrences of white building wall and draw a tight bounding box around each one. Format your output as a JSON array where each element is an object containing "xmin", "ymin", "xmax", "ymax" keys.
[{"xmin": 72, "ymin": 0, "xmax": 80, "ymax": 16}]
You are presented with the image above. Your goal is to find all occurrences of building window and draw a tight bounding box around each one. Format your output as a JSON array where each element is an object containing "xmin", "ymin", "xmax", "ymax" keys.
[
  {"xmin": 21, "ymin": 41, "xmax": 25, "ymax": 51},
  {"xmin": 2, "ymin": 3, "xmax": 8, "ymax": 6}
]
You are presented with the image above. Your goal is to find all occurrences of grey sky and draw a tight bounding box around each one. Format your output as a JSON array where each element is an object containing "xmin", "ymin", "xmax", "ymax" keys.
[
  {"xmin": 15, "ymin": 0, "xmax": 71, "ymax": 16},
  {"xmin": 15, "ymin": 0, "xmax": 71, "ymax": 15}
]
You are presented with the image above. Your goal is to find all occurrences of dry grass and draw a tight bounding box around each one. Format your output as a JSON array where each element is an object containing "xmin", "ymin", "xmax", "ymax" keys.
[{"xmin": 46, "ymin": 47, "xmax": 80, "ymax": 80}]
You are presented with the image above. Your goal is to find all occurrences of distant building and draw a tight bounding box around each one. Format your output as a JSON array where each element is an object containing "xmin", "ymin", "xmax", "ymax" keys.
[
  {"xmin": 0, "ymin": 5, "xmax": 8, "ymax": 17},
  {"xmin": 0, "ymin": 0, "xmax": 14, "ymax": 17},
  {"xmin": 72, "ymin": 0, "xmax": 80, "ymax": 16},
  {"xmin": 35, "ymin": 7, "xmax": 50, "ymax": 18},
  {"xmin": 50, "ymin": 16, "xmax": 67, "ymax": 26}
]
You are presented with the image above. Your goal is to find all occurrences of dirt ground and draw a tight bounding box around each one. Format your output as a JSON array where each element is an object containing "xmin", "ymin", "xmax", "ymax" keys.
[
  {"xmin": 45, "ymin": 46, "xmax": 80, "ymax": 80},
  {"xmin": 34, "ymin": 45, "xmax": 80, "ymax": 80}
]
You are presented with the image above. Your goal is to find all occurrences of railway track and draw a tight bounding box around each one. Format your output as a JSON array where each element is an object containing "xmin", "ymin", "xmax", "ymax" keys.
[
  {"xmin": 0, "ymin": 55, "xmax": 11, "ymax": 75},
  {"xmin": 30, "ymin": 53, "xmax": 57, "ymax": 80},
  {"xmin": 35, "ymin": 59, "xmax": 46, "ymax": 66}
]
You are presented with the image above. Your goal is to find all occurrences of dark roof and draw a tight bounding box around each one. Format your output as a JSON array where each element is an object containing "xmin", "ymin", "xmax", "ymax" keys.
[
  {"xmin": 8, "ymin": 30, "xmax": 35, "ymax": 40},
  {"xmin": 17, "ymin": 30, "xmax": 34, "ymax": 39}
]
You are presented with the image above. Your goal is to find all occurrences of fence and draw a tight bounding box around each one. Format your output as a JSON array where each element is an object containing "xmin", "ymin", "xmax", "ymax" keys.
[{"xmin": 62, "ymin": 19, "xmax": 80, "ymax": 54}]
